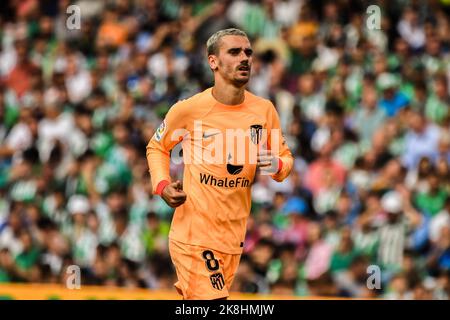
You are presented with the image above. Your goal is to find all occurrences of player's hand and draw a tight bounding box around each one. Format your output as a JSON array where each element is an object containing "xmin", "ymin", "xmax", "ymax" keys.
[
  {"xmin": 256, "ymin": 150, "xmax": 279, "ymax": 174},
  {"xmin": 161, "ymin": 180, "xmax": 187, "ymax": 208},
  {"xmin": 256, "ymin": 150, "xmax": 274, "ymax": 168}
]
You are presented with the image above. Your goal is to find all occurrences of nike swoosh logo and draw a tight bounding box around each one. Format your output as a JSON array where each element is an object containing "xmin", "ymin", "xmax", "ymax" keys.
[{"xmin": 202, "ymin": 131, "xmax": 221, "ymax": 139}]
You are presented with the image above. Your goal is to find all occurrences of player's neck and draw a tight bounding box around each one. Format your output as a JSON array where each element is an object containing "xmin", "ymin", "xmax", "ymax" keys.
[{"xmin": 211, "ymin": 82, "xmax": 246, "ymax": 106}]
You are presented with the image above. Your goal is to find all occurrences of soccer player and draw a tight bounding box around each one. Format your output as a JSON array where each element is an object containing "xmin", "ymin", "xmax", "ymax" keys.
[{"xmin": 146, "ymin": 28, "xmax": 293, "ymax": 300}]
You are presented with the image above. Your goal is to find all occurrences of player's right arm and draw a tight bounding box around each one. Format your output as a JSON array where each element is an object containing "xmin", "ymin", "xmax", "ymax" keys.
[{"xmin": 146, "ymin": 101, "xmax": 189, "ymax": 206}]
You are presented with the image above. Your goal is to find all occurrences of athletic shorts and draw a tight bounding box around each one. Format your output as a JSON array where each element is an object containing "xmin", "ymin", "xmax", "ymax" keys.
[{"xmin": 169, "ymin": 238, "xmax": 241, "ymax": 300}]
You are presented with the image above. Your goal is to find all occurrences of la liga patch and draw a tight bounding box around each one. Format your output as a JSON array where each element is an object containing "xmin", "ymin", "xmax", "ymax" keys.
[{"xmin": 154, "ymin": 119, "xmax": 166, "ymax": 141}]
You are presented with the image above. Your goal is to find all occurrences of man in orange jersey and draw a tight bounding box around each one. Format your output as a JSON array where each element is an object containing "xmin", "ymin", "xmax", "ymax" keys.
[{"xmin": 146, "ymin": 28, "xmax": 293, "ymax": 300}]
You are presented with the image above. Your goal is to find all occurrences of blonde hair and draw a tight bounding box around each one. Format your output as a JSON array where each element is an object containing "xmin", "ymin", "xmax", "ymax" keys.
[{"xmin": 206, "ymin": 28, "xmax": 248, "ymax": 56}]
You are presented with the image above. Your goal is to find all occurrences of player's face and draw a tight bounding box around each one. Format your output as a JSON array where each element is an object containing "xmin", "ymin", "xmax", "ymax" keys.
[{"xmin": 211, "ymin": 35, "xmax": 253, "ymax": 86}]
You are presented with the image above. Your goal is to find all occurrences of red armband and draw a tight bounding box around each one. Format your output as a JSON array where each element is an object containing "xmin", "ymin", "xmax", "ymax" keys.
[
  {"xmin": 277, "ymin": 158, "xmax": 283, "ymax": 174},
  {"xmin": 155, "ymin": 180, "xmax": 170, "ymax": 196}
]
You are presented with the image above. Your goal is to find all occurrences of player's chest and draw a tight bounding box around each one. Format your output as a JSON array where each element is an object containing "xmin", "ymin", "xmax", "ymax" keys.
[{"xmin": 186, "ymin": 111, "xmax": 268, "ymax": 146}]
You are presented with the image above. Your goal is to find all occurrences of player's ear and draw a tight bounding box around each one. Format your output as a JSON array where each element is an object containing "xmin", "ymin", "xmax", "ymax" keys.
[{"xmin": 208, "ymin": 54, "xmax": 218, "ymax": 71}]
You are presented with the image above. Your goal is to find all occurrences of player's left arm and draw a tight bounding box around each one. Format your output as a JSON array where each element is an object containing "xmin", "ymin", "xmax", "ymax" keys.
[{"xmin": 264, "ymin": 102, "xmax": 294, "ymax": 182}]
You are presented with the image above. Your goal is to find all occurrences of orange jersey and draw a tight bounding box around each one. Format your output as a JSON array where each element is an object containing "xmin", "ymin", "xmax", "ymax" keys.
[{"xmin": 146, "ymin": 88, "xmax": 293, "ymax": 254}]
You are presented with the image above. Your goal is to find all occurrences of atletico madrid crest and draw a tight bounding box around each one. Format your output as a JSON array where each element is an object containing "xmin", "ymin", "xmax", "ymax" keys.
[
  {"xmin": 250, "ymin": 124, "xmax": 263, "ymax": 145},
  {"xmin": 210, "ymin": 272, "xmax": 225, "ymax": 290}
]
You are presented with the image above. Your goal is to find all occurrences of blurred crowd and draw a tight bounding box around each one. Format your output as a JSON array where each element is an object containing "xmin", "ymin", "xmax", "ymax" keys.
[{"xmin": 0, "ymin": 0, "xmax": 450, "ymax": 299}]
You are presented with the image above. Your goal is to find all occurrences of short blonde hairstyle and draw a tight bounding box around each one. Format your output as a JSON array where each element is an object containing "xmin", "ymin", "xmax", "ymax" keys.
[{"xmin": 206, "ymin": 28, "xmax": 248, "ymax": 56}]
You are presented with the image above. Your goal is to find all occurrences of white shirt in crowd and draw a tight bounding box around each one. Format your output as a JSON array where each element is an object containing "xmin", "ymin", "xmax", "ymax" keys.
[
  {"xmin": 37, "ymin": 112, "xmax": 75, "ymax": 162},
  {"xmin": 429, "ymin": 209, "xmax": 450, "ymax": 243}
]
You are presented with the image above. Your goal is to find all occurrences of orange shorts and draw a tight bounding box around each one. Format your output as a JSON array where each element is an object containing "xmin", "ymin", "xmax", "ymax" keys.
[{"xmin": 169, "ymin": 239, "xmax": 241, "ymax": 300}]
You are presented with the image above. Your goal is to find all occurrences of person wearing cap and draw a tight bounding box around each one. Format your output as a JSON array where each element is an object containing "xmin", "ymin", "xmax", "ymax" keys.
[
  {"xmin": 377, "ymin": 73, "xmax": 410, "ymax": 118},
  {"xmin": 277, "ymin": 197, "xmax": 309, "ymax": 253},
  {"xmin": 65, "ymin": 195, "xmax": 98, "ymax": 268},
  {"xmin": 377, "ymin": 189, "xmax": 423, "ymax": 273}
]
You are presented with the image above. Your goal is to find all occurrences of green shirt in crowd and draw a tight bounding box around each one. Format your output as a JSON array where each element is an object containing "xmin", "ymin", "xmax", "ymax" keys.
[
  {"xmin": 15, "ymin": 247, "xmax": 40, "ymax": 271},
  {"xmin": 329, "ymin": 249, "xmax": 359, "ymax": 273},
  {"xmin": 0, "ymin": 268, "xmax": 11, "ymax": 283},
  {"xmin": 425, "ymin": 95, "xmax": 449, "ymax": 125},
  {"xmin": 415, "ymin": 189, "xmax": 448, "ymax": 216}
]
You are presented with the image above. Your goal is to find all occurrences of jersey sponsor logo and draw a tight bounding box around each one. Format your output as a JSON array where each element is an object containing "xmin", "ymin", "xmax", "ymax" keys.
[
  {"xmin": 210, "ymin": 272, "xmax": 225, "ymax": 290},
  {"xmin": 199, "ymin": 173, "xmax": 250, "ymax": 188},
  {"xmin": 250, "ymin": 124, "xmax": 263, "ymax": 145},
  {"xmin": 226, "ymin": 153, "xmax": 243, "ymax": 175},
  {"xmin": 227, "ymin": 163, "xmax": 243, "ymax": 175},
  {"xmin": 154, "ymin": 119, "xmax": 166, "ymax": 141}
]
